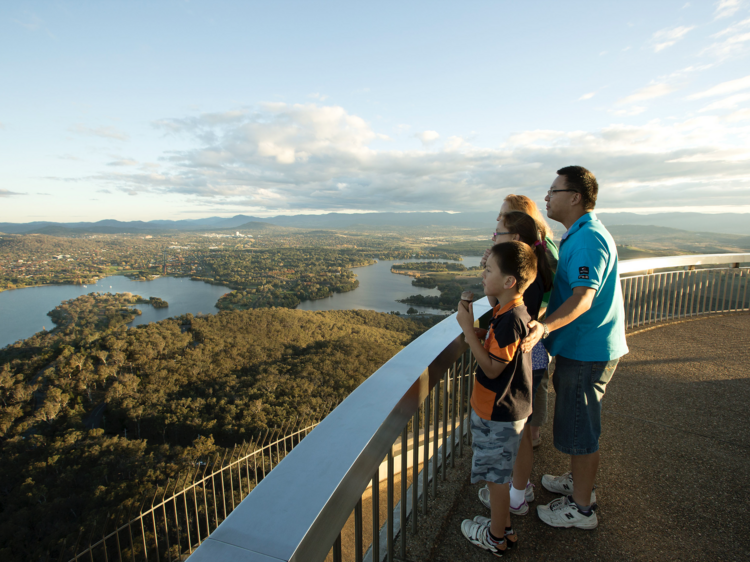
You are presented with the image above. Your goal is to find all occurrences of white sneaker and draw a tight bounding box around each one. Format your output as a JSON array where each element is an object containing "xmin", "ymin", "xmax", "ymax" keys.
[
  {"xmin": 478, "ymin": 483, "xmax": 535, "ymax": 514},
  {"xmin": 460, "ymin": 519, "xmax": 507, "ymax": 557},
  {"xmin": 471, "ymin": 517, "xmax": 518, "ymax": 549},
  {"xmin": 540, "ymin": 472, "xmax": 597, "ymax": 504},
  {"xmin": 537, "ymin": 496, "xmax": 598, "ymax": 529}
]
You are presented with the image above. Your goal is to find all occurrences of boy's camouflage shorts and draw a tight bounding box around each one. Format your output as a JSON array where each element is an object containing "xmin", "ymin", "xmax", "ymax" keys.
[{"xmin": 470, "ymin": 410, "xmax": 526, "ymax": 485}]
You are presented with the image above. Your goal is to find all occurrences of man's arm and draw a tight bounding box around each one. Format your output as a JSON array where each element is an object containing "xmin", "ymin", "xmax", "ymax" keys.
[
  {"xmin": 521, "ymin": 286, "xmax": 595, "ymax": 352},
  {"xmin": 456, "ymin": 300, "xmax": 508, "ymax": 379}
]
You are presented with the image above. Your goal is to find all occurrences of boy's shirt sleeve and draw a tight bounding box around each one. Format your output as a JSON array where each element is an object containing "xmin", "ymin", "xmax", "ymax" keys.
[
  {"xmin": 567, "ymin": 245, "xmax": 609, "ymax": 292},
  {"xmin": 485, "ymin": 316, "xmax": 521, "ymax": 364}
]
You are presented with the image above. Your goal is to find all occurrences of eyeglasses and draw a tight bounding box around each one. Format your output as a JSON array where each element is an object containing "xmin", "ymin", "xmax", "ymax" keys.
[
  {"xmin": 492, "ymin": 231, "xmax": 511, "ymax": 238},
  {"xmin": 547, "ymin": 189, "xmax": 578, "ymax": 197}
]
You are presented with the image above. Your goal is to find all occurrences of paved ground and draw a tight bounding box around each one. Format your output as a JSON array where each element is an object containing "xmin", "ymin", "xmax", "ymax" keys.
[{"xmin": 417, "ymin": 312, "xmax": 750, "ymax": 562}]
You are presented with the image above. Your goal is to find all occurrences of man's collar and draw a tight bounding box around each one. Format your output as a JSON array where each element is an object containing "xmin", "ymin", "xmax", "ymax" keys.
[
  {"xmin": 492, "ymin": 294, "xmax": 525, "ymax": 316},
  {"xmin": 561, "ymin": 212, "xmax": 597, "ymax": 241}
]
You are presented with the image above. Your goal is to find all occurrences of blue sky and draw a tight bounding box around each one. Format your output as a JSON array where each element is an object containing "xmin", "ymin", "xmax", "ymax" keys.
[{"xmin": 2, "ymin": 0, "xmax": 750, "ymax": 222}]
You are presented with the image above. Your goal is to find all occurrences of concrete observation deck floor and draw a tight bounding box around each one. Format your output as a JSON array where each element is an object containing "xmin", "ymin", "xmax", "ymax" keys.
[{"xmin": 406, "ymin": 312, "xmax": 750, "ymax": 562}]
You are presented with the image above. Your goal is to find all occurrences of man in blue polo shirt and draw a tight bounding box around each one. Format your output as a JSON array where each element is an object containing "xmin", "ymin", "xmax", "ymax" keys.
[{"xmin": 522, "ymin": 165, "xmax": 628, "ymax": 530}]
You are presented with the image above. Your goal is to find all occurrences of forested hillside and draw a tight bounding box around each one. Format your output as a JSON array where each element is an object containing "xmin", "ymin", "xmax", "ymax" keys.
[{"xmin": 0, "ymin": 294, "xmax": 435, "ymax": 561}]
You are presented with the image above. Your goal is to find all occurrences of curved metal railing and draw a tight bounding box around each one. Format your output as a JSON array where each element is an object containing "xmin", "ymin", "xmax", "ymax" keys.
[{"xmin": 88, "ymin": 253, "xmax": 750, "ymax": 562}]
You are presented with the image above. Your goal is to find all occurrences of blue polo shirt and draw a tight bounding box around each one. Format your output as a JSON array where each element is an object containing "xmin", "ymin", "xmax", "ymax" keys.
[{"xmin": 544, "ymin": 212, "xmax": 628, "ymax": 362}]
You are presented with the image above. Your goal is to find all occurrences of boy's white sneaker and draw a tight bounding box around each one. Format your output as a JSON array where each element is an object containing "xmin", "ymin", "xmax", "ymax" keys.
[
  {"xmin": 541, "ymin": 472, "xmax": 597, "ymax": 504},
  {"xmin": 460, "ymin": 519, "xmax": 507, "ymax": 557},
  {"xmin": 537, "ymin": 496, "xmax": 598, "ymax": 530},
  {"xmin": 471, "ymin": 517, "xmax": 518, "ymax": 549},
  {"xmin": 478, "ymin": 483, "xmax": 535, "ymax": 515}
]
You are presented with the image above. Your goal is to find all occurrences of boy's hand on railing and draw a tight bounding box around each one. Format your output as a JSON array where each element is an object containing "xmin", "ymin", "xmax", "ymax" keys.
[
  {"xmin": 456, "ymin": 300, "xmax": 475, "ymax": 334},
  {"xmin": 521, "ymin": 320, "xmax": 544, "ymax": 352}
]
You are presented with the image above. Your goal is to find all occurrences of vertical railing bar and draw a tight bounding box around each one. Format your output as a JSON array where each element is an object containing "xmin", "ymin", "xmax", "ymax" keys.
[
  {"xmin": 458, "ymin": 353, "xmax": 465, "ymax": 458},
  {"xmin": 728, "ymin": 268, "xmax": 737, "ymax": 311},
  {"xmin": 182, "ymin": 486, "xmax": 193, "ymax": 554},
  {"xmin": 236, "ymin": 443, "xmax": 246, "ymax": 501},
  {"xmin": 192, "ymin": 469, "xmax": 202, "ymax": 547},
  {"xmin": 670, "ymin": 271, "xmax": 678, "ymax": 320},
  {"xmin": 216, "ymin": 450, "xmax": 229, "ymax": 522},
  {"xmin": 160, "ymin": 482, "xmax": 172, "ymax": 562},
  {"xmin": 199, "ymin": 465, "xmax": 210, "ymax": 541},
  {"xmin": 101, "ymin": 517, "xmax": 110, "ymax": 562},
  {"xmin": 208, "ymin": 455, "xmax": 220, "ymax": 531},
  {"xmin": 387, "ymin": 447, "xmax": 394, "ymax": 562},
  {"xmin": 701, "ymin": 270, "xmax": 710, "ymax": 314},
  {"xmin": 742, "ymin": 269, "xmax": 749, "ymax": 311},
  {"xmin": 441, "ymin": 369, "xmax": 448, "ymax": 481},
  {"xmin": 333, "ymin": 534, "xmax": 342, "ymax": 562},
  {"xmin": 652, "ymin": 274, "xmax": 661, "ymax": 323},
  {"xmin": 172, "ymin": 476, "xmax": 183, "ymax": 559},
  {"xmin": 127, "ymin": 499, "xmax": 137, "ymax": 562},
  {"xmin": 450, "ymin": 360, "xmax": 457, "ymax": 468},
  {"xmin": 140, "ymin": 512, "xmax": 149, "ymax": 561},
  {"xmin": 469, "ymin": 351, "xmax": 475, "ymax": 446},
  {"xmin": 690, "ymin": 269, "xmax": 698, "ymax": 317},
  {"xmin": 372, "ymin": 469, "xmax": 380, "ymax": 562},
  {"xmin": 400, "ymin": 425, "xmax": 407, "ymax": 559},
  {"xmin": 432, "ymin": 382, "xmax": 439, "ymax": 497},
  {"xmin": 150, "ymin": 488, "xmax": 161, "ymax": 562},
  {"xmin": 630, "ymin": 276, "xmax": 640, "ymax": 328},
  {"xmin": 695, "ymin": 271, "xmax": 704, "ymax": 316},
  {"xmin": 721, "ymin": 267, "xmax": 730, "ymax": 312},
  {"xmin": 411, "ymin": 408, "xmax": 419, "ymax": 534},
  {"xmin": 422, "ymin": 392, "xmax": 430, "ymax": 516},
  {"xmin": 635, "ymin": 275, "xmax": 644, "ymax": 327},
  {"xmin": 355, "ymin": 497, "xmax": 363, "ymax": 562},
  {"xmin": 228, "ymin": 445, "xmax": 237, "ymax": 511},
  {"xmin": 659, "ymin": 273, "xmax": 668, "ymax": 321},
  {"xmin": 675, "ymin": 271, "xmax": 684, "ymax": 319},
  {"xmin": 114, "ymin": 508, "xmax": 124, "ymax": 562},
  {"xmin": 643, "ymin": 273, "xmax": 652, "ymax": 325}
]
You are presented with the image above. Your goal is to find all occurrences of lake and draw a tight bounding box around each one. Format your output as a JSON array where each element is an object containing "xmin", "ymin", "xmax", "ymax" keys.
[{"xmin": 0, "ymin": 256, "xmax": 482, "ymax": 348}]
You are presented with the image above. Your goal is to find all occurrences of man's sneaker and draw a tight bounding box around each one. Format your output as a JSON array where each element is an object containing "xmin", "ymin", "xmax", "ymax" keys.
[
  {"xmin": 541, "ymin": 472, "xmax": 597, "ymax": 504},
  {"xmin": 472, "ymin": 516, "xmax": 518, "ymax": 549},
  {"xmin": 479, "ymin": 483, "xmax": 535, "ymax": 513},
  {"xmin": 461, "ymin": 519, "xmax": 508, "ymax": 557},
  {"xmin": 536, "ymin": 496, "xmax": 598, "ymax": 530}
]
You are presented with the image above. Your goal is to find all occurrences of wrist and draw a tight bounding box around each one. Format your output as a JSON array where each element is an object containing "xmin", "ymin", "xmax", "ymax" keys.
[{"xmin": 541, "ymin": 322, "xmax": 550, "ymax": 339}]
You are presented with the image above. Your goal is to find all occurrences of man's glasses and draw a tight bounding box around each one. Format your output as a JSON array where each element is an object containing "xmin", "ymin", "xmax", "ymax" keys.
[
  {"xmin": 547, "ymin": 189, "xmax": 578, "ymax": 197},
  {"xmin": 492, "ymin": 231, "xmax": 511, "ymax": 238}
]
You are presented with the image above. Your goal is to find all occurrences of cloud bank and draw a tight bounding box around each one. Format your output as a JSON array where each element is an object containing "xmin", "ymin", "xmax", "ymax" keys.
[{"xmin": 86, "ymin": 102, "xmax": 750, "ymax": 214}]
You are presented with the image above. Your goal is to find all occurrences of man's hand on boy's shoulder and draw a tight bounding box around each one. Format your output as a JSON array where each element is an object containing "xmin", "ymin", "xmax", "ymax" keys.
[
  {"xmin": 456, "ymin": 300, "xmax": 474, "ymax": 333},
  {"xmin": 521, "ymin": 320, "xmax": 544, "ymax": 352}
]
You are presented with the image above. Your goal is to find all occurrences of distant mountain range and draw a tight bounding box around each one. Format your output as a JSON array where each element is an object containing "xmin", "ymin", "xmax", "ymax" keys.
[{"xmin": 0, "ymin": 211, "xmax": 748, "ymax": 236}]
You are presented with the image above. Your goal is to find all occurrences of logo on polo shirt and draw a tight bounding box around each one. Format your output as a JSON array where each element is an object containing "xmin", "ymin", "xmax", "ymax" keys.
[{"xmin": 579, "ymin": 266, "xmax": 589, "ymax": 280}]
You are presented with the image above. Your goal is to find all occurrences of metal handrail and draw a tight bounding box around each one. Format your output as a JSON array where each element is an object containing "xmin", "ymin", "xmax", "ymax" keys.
[{"xmin": 619, "ymin": 253, "xmax": 749, "ymax": 274}]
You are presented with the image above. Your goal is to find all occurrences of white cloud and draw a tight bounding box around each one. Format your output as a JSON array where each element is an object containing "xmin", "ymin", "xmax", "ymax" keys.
[
  {"xmin": 703, "ymin": 17, "xmax": 750, "ymax": 60},
  {"xmin": 714, "ymin": 0, "xmax": 741, "ymax": 19},
  {"xmin": 617, "ymin": 83, "xmax": 677, "ymax": 105},
  {"xmin": 308, "ymin": 92, "xmax": 329, "ymax": 101},
  {"xmin": 688, "ymin": 75, "xmax": 750, "ymax": 99},
  {"xmin": 81, "ymin": 103, "xmax": 750, "ymax": 213},
  {"xmin": 416, "ymin": 130, "xmax": 440, "ymax": 145},
  {"xmin": 611, "ymin": 106, "xmax": 647, "ymax": 116},
  {"xmin": 578, "ymin": 92, "xmax": 597, "ymax": 101},
  {"xmin": 651, "ymin": 26, "xmax": 695, "ymax": 52},
  {"xmin": 69, "ymin": 124, "xmax": 129, "ymax": 141},
  {"xmin": 699, "ymin": 92, "xmax": 750, "ymax": 111},
  {"xmin": 726, "ymin": 107, "xmax": 750, "ymax": 120},
  {"xmin": 107, "ymin": 159, "xmax": 138, "ymax": 166},
  {"xmin": 0, "ymin": 189, "xmax": 24, "ymax": 197}
]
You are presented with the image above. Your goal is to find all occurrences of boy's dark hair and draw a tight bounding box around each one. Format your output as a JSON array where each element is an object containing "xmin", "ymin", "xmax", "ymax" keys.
[
  {"xmin": 557, "ymin": 165, "xmax": 598, "ymax": 211},
  {"xmin": 500, "ymin": 211, "xmax": 553, "ymax": 292},
  {"xmin": 490, "ymin": 241, "xmax": 537, "ymax": 294}
]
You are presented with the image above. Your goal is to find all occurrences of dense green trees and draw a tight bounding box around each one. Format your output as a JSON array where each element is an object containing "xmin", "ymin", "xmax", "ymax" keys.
[{"xmin": 0, "ymin": 294, "xmax": 436, "ymax": 561}]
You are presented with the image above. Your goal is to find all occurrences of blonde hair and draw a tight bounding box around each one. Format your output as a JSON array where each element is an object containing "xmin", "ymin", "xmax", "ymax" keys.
[{"xmin": 502, "ymin": 194, "xmax": 552, "ymax": 240}]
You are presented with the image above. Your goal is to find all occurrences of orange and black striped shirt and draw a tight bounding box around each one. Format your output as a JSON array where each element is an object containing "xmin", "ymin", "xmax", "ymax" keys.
[{"xmin": 470, "ymin": 296, "xmax": 533, "ymax": 422}]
